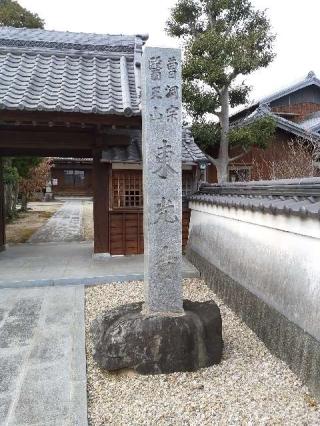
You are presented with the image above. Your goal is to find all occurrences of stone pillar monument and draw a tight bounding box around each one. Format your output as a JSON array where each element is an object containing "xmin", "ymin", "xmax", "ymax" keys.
[
  {"xmin": 91, "ymin": 47, "xmax": 223, "ymax": 375},
  {"xmin": 141, "ymin": 47, "xmax": 183, "ymax": 314}
]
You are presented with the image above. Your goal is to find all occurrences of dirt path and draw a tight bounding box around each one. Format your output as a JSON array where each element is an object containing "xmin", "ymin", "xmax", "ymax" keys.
[
  {"xmin": 6, "ymin": 202, "xmax": 62, "ymax": 245},
  {"xmin": 82, "ymin": 201, "xmax": 93, "ymax": 241}
]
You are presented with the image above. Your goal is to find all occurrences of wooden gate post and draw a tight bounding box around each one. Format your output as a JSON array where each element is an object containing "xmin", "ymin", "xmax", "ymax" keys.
[
  {"xmin": 93, "ymin": 150, "xmax": 111, "ymax": 256},
  {"xmin": 0, "ymin": 157, "xmax": 6, "ymax": 251}
]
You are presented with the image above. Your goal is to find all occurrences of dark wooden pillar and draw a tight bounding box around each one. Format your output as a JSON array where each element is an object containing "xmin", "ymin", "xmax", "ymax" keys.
[
  {"xmin": 93, "ymin": 150, "xmax": 111, "ymax": 254},
  {"xmin": 0, "ymin": 158, "xmax": 6, "ymax": 252}
]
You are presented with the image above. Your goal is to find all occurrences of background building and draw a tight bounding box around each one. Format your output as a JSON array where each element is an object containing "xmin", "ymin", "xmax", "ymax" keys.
[{"xmin": 208, "ymin": 72, "xmax": 320, "ymax": 182}]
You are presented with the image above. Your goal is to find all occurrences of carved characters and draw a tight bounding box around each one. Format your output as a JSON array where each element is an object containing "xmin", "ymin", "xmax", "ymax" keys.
[
  {"xmin": 151, "ymin": 85, "xmax": 179, "ymax": 100},
  {"xmin": 166, "ymin": 105, "xmax": 179, "ymax": 122},
  {"xmin": 147, "ymin": 52, "xmax": 181, "ymax": 231},
  {"xmin": 149, "ymin": 56, "xmax": 178, "ymax": 81},
  {"xmin": 165, "ymin": 85, "xmax": 179, "ymax": 99},
  {"xmin": 149, "ymin": 57, "xmax": 180, "ymax": 124},
  {"xmin": 154, "ymin": 197, "xmax": 178, "ymax": 224},
  {"xmin": 149, "ymin": 56, "xmax": 162, "ymax": 81},
  {"xmin": 149, "ymin": 106, "xmax": 180, "ymax": 123},
  {"xmin": 167, "ymin": 56, "xmax": 178, "ymax": 79},
  {"xmin": 152, "ymin": 139, "xmax": 177, "ymax": 179},
  {"xmin": 150, "ymin": 106, "xmax": 163, "ymax": 121},
  {"xmin": 155, "ymin": 245, "xmax": 179, "ymax": 271},
  {"xmin": 151, "ymin": 86, "xmax": 162, "ymax": 100}
]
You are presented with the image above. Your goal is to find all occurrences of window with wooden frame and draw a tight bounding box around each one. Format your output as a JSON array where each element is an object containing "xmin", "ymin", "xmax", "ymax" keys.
[
  {"xmin": 63, "ymin": 169, "xmax": 85, "ymax": 187},
  {"xmin": 182, "ymin": 172, "xmax": 196, "ymax": 198},
  {"xmin": 112, "ymin": 171, "xmax": 143, "ymax": 209}
]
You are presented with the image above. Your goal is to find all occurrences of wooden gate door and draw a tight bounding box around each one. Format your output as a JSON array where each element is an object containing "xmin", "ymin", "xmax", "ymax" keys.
[
  {"xmin": 110, "ymin": 209, "xmax": 190, "ymax": 255},
  {"xmin": 110, "ymin": 211, "xmax": 144, "ymax": 255},
  {"xmin": 109, "ymin": 170, "xmax": 191, "ymax": 255}
]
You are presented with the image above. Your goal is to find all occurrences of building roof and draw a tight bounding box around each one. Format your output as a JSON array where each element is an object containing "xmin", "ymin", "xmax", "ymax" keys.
[
  {"xmin": 232, "ymin": 104, "xmax": 320, "ymax": 143},
  {"xmin": 300, "ymin": 111, "xmax": 320, "ymax": 133},
  {"xmin": 53, "ymin": 129, "xmax": 207, "ymax": 164},
  {"xmin": 189, "ymin": 178, "xmax": 320, "ymax": 219},
  {"xmin": 53, "ymin": 157, "xmax": 93, "ymax": 163},
  {"xmin": 102, "ymin": 129, "xmax": 208, "ymax": 164},
  {"xmin": 0, "ymin": 27, "xmax": 147, "ymax": 116},
  {"xmin": 259, "ymin": 71, "xmax": 320, "ymax": 106},
  {"xmin": 231, "ymin": 71, "xmax": 320, "ymax": 121}
]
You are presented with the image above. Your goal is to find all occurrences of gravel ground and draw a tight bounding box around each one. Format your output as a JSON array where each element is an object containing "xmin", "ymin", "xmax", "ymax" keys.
[{"xmin": 85, "ymin": 279, "xmax": 320, "ymax": 425}]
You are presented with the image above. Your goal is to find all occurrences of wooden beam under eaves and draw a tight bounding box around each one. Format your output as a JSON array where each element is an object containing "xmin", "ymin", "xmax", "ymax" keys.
[{"xmin": 0, "ymin": 110, "xmax": 142, "ymax": 128}]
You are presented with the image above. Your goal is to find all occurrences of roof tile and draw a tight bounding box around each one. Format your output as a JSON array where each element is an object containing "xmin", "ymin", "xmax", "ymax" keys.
[
  {"xmin": 101, "ymin": 129, "xmax": 207, "ymax": 164},
  {"xmin": 190, "ymin": 178, "xmax": 320, "ymax": 218},
  {"xmin": 0, "ymin": 27, "xmax": 143, "ymax": 115}
]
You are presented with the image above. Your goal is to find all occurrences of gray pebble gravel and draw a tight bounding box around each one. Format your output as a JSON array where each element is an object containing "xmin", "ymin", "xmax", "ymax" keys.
[{"xmin": 85, "ymin": 279, "xmax": 320, "ymax": 425}]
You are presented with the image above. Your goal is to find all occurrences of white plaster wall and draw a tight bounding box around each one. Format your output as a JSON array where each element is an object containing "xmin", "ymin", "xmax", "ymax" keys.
[
  {"xmin": 188, "ymin": 202, "xmax": 320, "ymax": 341},
  {"xmin": 189, "ymin": 201, "xmax": 320, "ymax": 239}
]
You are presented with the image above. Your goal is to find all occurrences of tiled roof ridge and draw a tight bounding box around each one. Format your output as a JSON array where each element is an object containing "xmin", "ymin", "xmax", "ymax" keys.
[
  {"xmin": 0, "ymin": 38, "xmax": 134, "ymax": 54},
  {"xmin": 273, "ymin": 113, "xmax": 320, "ymax": 141},
  {"xmin": 0, "ymin": 27, "xmax": 148, "ymax": 57},
  {"xmin": 303, "ymin": 110, "xmax": 320, "ymax": 119},
  {"xmin": 0, "ymin": 26, "xmax": 146, "ymax": 38},
  {"xmin": 0, "ymin": 26, "xmax": 147, "ymax": 43},
  {"xmin": 300, "ymin": 111, "xmax": 320, "ymax": 132},
  {"xmin": 231, "ymin": 105, "xmax": 320, "ymax": 143},
  {"xmin": 259, "ymin": 70, "xmax": 320, "ymax": 105},
  {"xmin": 230, "ymin": 70, "xmax": 320, "ymax": 119},
  {"xmin": 189, "ymin": 178, "xmax": 320, "ymax": 218},
  {"xmin": 53, "ymin": 157, "xmax": 93, "ymax": 162},
  {"xmin": 200, "ymin": 177, "xmax": 320, "ymax": 190}
]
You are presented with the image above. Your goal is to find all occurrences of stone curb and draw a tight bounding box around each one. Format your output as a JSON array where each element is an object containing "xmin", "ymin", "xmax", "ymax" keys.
[
  {"xmin": 72, "ymin": 285, "xmax": 89, "ymax": 426},
  {"xmin": 0, "ymin": 270, "xmax": 200, "ymax": 289}
]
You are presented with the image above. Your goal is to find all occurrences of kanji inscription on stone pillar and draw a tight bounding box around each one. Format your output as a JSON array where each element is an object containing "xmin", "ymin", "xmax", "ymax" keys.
[{"xmin": 142, "ymin": 47, "xmax": 183, "ymax": 314}]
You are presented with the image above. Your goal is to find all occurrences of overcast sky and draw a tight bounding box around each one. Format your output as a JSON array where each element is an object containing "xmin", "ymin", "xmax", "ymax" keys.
[{"xmin": 19, "ymin": 0, "xmax": 320, "ymax": 105}]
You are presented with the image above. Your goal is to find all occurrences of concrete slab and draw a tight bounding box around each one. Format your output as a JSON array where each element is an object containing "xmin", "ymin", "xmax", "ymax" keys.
[
  {"xmin": 0, "ymin": 396, "xmax": 11, "ymax": 422},
  {"xmin": 0, "ymin": 354, "xmax": 25, "ymax": 394},
  {"xmin": 0, "ymin": 242, "xmax": 199, "ymax": 289},
  {"xmin": 0, "ymin": 286, "xmax": 87, "ymax": 426},
  {"xmin": 12, "ymin": 376, "xmax": 70, "ymax": 425}
]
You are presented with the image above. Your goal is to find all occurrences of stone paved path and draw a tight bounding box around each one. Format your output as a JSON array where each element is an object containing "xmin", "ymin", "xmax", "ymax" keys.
[
  {"xmin": 28, "ymin": 200, "xmax": 83, "ymax": 243},
  {"xmin": 0, "ymin": 242, "xmax": 199, "ymax": 289},
  {"xmin": 0, "ymin": 286, "xmax": 87, "ymax": 426}
]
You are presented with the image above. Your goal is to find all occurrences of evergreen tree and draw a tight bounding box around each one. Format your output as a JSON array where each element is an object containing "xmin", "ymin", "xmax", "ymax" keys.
[
  {"xmin": 0, "ymin": 0, "xmax": 45, "ymax": 214},
  {"xmin": 167, "ymin": 0, "xmax": 276, "ymax": 182},
  {"xmin": 0, "ymin": 0, "xmax": 44, "ymax": 28}
]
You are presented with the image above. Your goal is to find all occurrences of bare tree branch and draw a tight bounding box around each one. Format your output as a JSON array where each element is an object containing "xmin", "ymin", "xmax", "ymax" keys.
[
  {"xmin": 229, "ymin": 151, "xmax": 247, "ymax": 162},
  {"xmin": 252, "ymin": 138, "xmax": 317, "ymax": 180},
  {"xmin": 206, "ymin": 153, "xmax": 219, "ymax": 167},
  {"xmin": 212, "ymin": 83, "xmax": 221, "ymax": 95}
]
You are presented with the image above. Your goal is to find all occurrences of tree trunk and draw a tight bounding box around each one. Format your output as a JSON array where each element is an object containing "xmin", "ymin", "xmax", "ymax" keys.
[
  {"xmin": 4, "ymin": 183, "xmax": 18, "ymax": 220},
  {"xmin": 4, "ymin": 184, "xmax": 9, "ymax": 218},
  {"xmin": 217, "ymin": 86, "xmax": 230, "ymax": 183},
  {"xmin": 215, "ymin": 161, "xmax": 229, "ymax": 183},
  {"xmin": 3, "ymin": 158, "xmax": 19, "ymax": 219},
  {"xmin": 20, "ymin": 193, "xmax": 28, "ymax": 212},
  {"xmin": 13, "ymin": 182, "xmax": 19, "ymax": 214}
]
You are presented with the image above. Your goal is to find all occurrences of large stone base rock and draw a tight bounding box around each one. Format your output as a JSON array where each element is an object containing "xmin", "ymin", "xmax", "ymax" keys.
[{"xmin": 91, "ymin": 299, "xmax": 223, "ymax": 374}]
